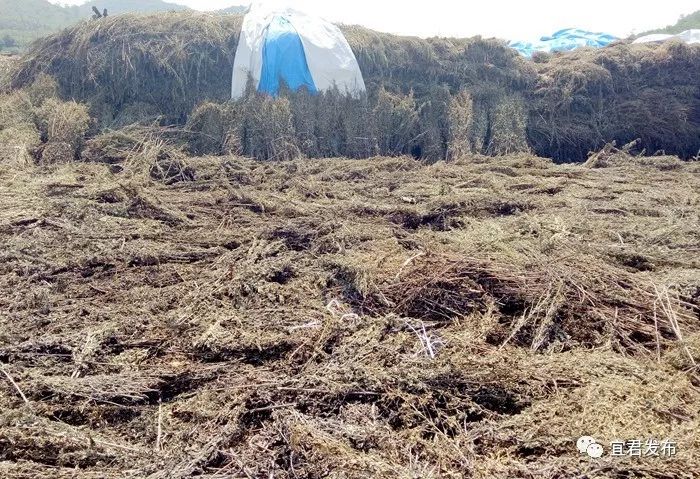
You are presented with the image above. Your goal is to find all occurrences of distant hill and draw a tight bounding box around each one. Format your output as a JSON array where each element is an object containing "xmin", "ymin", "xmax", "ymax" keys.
[
  {"xmin": 0, "ymin": 0, "xmax": 79, "ymax": 49},
  {"xmin": 638, "ymin": 10, "xmax": 700, "ymax": 36},
  {"xmin": 79, "ymin": 1, "xmax": 188, "ymax": 15},
  {"xmin": 0, "ymin": 0, "xmax": 245, "ymax": 51}
]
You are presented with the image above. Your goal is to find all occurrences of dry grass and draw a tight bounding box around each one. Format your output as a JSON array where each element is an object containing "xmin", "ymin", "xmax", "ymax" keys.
[
  {"xmin": 0, "ymin": 150, "xmax": 698, "ymax": 477},
  {"xmin": 0, "ymin": 90, "xmax": 40, "ymax": 166},
  {"xmin": 13, "ymin": 13, "xmax": 244, "ymax": 123},
  {"xmin": 0, "ymin": 77, "xmax": 92, "ymax": 166},
  {"xmin": 0, "ymin": 54, "xmax": 19, "ymax": 93},
  {"xmin": 36, "ymin": 98, "xmax": 90, "ymax": 144},
  {"xmin": 447, "ymin": 89, "xmax": 474, "ymax": 160},
  {"xmin": 12, "ymin": 12, "xmax": 700, "ymax": 162},
  {"xmin": 11, "ymin": 12, "xmax": 539, "ymax": 161},
  {"xmin": 529, "ymin": 41, "xmax": 700, "ymax": 162},
  {"xmin": 1, "ymin": 13, "xmax": 699, "ymax": 477}
]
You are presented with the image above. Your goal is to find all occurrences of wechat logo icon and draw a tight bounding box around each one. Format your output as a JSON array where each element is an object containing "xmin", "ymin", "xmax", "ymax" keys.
[{"xmin": 577, "ymin": 436, "xmax": 604, "ymax": 458}]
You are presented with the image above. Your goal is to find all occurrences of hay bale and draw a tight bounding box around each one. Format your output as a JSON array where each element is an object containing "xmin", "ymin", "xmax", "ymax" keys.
[{"xmin": 35, "ymin": 98, "xmax": 90, "ymax": 149}]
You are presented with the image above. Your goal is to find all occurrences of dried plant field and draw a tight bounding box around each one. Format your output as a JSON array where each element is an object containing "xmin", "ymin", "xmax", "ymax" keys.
[{"xmin": 1, "ymin": 151, "xmax": 699, "ymax": 478}]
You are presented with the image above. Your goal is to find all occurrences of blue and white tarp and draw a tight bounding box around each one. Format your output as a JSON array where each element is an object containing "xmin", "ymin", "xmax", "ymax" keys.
[
  {"xmin": 509, "ymin": 28, "xmax": 619, "ymax": 57},
  {"xmin": 232, "ymin": 4, "xmax": 366, "ymax": 99},
  {"xmin": 258, "ymin": 16, "xmax": 317, "ymax": 97},
  {"xmin": 633, "ymin": 29, "xmax": 700, "ymax": 45}
]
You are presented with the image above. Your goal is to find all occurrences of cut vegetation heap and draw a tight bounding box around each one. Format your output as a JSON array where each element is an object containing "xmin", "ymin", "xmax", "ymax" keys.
[
  {"xmin": 1, "ymin": 9, "xmax": 700, "ymax": 479},
  {"xmin": 10, "ymin": 12, "xmax": 700, "ymax": 162}
]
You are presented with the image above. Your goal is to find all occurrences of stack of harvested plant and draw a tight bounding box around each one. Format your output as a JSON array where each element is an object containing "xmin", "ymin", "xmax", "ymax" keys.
[
  {"xmin": 239, "ymin": 94, "xmax": 300, "ymax": 161},
  {"xmin": 185, "ymin": 101, "xmax": 241, "ymax": 156},
  {"xmin": 0, "ymin": 73, "xmax": 92, "ymax": 166},
  {"xmin": 0, "ymin": 90, "xmax": 39, "ymax": 165},
  {"xmin": 13, "ymin": 12, "xmax": 537, "ymax": 161},
  {"xmin": 185, "ymin": 84, "xmax": 522, "ymax": 162},
  {"xmin": 13, "ymin": 13, "xmax": 244, "ymax": 124},
  {"xmin": 33, "ymin": 98, "xmax": 90, "ymax": 165},
  {"xmin": 529, "ymin": 41, "xmax": 700, "ymax": 161},
  {"xmin": 187, "ymin": 89, "xmax": 379, "ymax": 161},
  {"xmin": 10, "ymin": 11, "xmax": 700, "ymax": 163},
  {"xmin": 446, "ymin": 89, "xmax": 475, "ymax": 159}
]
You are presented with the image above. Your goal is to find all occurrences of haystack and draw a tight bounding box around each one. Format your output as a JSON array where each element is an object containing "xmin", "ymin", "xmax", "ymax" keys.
[
  {"xmin": 373, "ymin": 88, "xmax": 419, "ymax": 156},
  {"xmin": 185, "ymin": 101, "xmax": 240, "ymax": 156},
  {"xmin": 446, "ymin": 89, "xmax": 475, "ymax": 159},
  {"xmin": 10, "ymin": 11, "xmax": 700, "ymax": 162},
  {"xmin": 13, "ymin": 13, "xmax": 244, "ymax": 123},
  {"xmin": 13, "ymin": 12, "xmax": 535, "ymax": 161},
  {"xmin": 36, "ymin": 98, "xmax": 90, "ymax": 146},
  {"xmin": 529, "ymin": 41, "xmax": 700, "ymax": 161}
]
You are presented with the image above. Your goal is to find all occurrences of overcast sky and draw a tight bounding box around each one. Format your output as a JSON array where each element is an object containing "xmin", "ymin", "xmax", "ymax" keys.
[{"xmin": 50, "ymin": 1, "xmax": 698, "ymax": 40}]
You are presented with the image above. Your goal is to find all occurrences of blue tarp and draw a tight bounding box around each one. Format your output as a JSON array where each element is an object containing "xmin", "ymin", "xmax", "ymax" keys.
[
  {"xmin": 258, "ymin": 16, "xmax": 318, "ymax": 97},
  {"xmin": 509, "ymin": 28, "xmax": 619, "ymax": 57}
]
